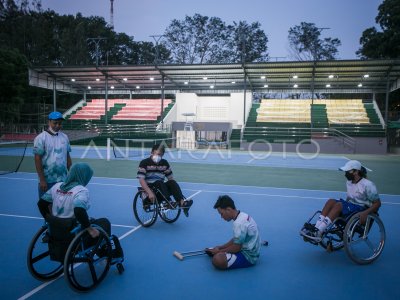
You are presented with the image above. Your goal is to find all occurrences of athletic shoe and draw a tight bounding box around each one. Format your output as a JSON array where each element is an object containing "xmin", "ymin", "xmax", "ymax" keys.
[{"xmin": 303, "ymin": 229, "xmax": 322, "ymax": 242}]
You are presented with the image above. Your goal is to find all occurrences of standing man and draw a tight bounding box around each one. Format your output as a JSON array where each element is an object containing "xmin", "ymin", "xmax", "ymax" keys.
[
  {"xmin": 208, "ymin": 195, "xmax": 261, "ymax": 270},
  {"xmin": 33, "ymin": 111, "xmax": 72, "ymax": 198}
]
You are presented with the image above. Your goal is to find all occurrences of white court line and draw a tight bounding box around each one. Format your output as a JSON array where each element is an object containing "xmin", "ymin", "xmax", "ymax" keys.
[
  {"xmin": 194, "ymin": 189, "xmax": 400, "ymax": 205},
  {"xmin": 0, "ymin": 214, "xmax": 138, "ymax": 227},
  {"xmin": 2, "ymin": 174, "xmax": 398, "ymax": 197},
  {"xmin": 0, "ymin": 213, "xmax": 42, "ymax": 220}
]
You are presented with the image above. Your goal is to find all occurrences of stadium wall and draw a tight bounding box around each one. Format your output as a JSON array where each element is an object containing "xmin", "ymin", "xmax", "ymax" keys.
[{"xmin": 175, "ymin": 92, "xmax": 252, "ymax": 128}]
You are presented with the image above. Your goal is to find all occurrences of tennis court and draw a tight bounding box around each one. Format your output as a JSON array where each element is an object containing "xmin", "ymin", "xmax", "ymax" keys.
[{"xmin": 1, "ymin": 144, "xmax": 400, "ymax": 300}]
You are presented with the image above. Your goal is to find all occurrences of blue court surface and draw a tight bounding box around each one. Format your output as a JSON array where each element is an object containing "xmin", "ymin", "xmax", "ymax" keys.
[{"xmin": 1, "ymin": 149, "xmax": 400, "ymax": 300}]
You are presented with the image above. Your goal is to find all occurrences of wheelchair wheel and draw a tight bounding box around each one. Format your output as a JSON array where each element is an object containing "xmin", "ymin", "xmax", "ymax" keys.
[
  {"xmin": 133, "ymin": 191, "xmax": 158, "ymax": 227},
  {"xmin": 27, "ymin": 225, "xmax": 64, "ymax": 281},
  {"xmin": 64, "ymin": 227, "xmax": 112, "ymax": 292},
  {"xmin": 343, "ymin": 213, "xmax": 385, "ymax": 265},
  {"xmin": 158, "ymin": 201, "xmax": 181, "ymax": 223}
]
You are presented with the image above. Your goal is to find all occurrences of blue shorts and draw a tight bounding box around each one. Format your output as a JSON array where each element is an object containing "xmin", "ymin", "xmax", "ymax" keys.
[
  {"xmin": 337, "ymin": 199, "xmax": 365, "ymax": 215},
  {"xmin": 226, "ymin": 252, "xmax": 254, "ymax": 269}
]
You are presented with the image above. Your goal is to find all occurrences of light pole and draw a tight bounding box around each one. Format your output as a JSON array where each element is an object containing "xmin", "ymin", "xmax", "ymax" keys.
[
  {"xmin": 150, "ymin": 35, "xmax": 165, "ymax": 65},
  {"xmin": 87, "ymin": 37, "xmax": 107, "ymax": 67}
]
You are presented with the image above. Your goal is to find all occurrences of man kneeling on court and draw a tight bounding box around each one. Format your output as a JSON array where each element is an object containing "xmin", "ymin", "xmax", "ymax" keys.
[
  {"xmin": 207, "ymin": 195, "xmax": 261, "ymax": 270},
  {"xmin": 137, "ymin": 144, "xmax": 193, "ymax": 216}
]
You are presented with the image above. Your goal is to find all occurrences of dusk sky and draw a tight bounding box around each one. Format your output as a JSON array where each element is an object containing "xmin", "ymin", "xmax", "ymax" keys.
[{"xmin": 40, "ymin": 0, "xmax": 383, "ymax": 60}]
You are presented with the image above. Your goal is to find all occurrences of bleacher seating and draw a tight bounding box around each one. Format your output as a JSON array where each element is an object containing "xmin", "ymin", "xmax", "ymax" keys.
[
  {"xmin": 243, "ymin": 99, "xmax": 385, "ymax": 141},
  {"xmin": 68, "ymin": 99, "xmax": 172, "ymax": 121},
  {"xmin": 112, "ymin": 99, "xmax": 171, "ymax": 121},
  {"xmin": 256, "ymin": 99, "xmax": 311, "ymax": 123},
  {"xmin": 314, "ymin": 99, "xmax": 370, "ymax": 124}
]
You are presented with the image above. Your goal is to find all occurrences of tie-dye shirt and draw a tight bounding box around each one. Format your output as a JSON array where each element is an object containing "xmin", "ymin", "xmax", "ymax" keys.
[
  {"xmin": 232, "ymin": 211, "xmax": 261, "ymax": 264},
  {"xmin": 33, "ymin": 131, "xmax": 71, "ymax": 184},
  {"xmin": 346, "ymin": 178, "xmax": 380, "ymax": 207}
]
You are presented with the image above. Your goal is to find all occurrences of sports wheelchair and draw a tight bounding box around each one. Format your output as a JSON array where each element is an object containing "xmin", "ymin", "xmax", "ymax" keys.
[
  {"xmin": 300, "ymin": 210, "xmax": 385, "ymax": 265},
  {"xmin": 133, "ymin": 185, "xmax": 190, "ymax": 227},
  {"xmin": 27, "ymin": 217, "xmax": 124, "ymax": 292}
]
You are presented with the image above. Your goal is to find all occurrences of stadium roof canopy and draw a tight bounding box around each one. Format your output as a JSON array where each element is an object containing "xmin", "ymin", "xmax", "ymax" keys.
[{"xmin": 29, "ymin": 59, "xmax": 400, "ymax": 95}]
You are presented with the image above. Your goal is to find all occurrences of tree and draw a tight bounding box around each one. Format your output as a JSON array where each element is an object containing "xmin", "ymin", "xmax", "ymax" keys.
[
  {"xmin": 288, "ymin": 22, "xmax": 341, "ymax": 61},
  {"xmin": 357, "ymin": 0, "xmax": 400, "ymax": 59},
  {"xmin": 0, "ymin": 48, "xmax": 28, "ymax": 122},
  {"xmin": 163, "ymin": 14, "xmax": 268, "ymax": 64},
  {"xmin": 226, "ymin": 21, "xmax": 269, "ymax": 63}
]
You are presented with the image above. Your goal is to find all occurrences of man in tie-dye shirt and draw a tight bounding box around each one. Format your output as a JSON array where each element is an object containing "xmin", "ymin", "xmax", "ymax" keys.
[
  {"xmin": 208, "ymin": 195, "xmax": 261, "ymax": 270},
  {"xmin": 33, "ymin": 111, "xmax": 72, "ymax": 198}
]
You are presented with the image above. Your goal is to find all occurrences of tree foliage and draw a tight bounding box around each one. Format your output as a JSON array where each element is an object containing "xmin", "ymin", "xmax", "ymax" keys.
[
  {"xmin": 0, "ymin": 0, "xmax": 167, "ymax": 66},
  {"xmin": 357, "ymin": 0, "xmax": 400, "ymax": 59},
  {"xmin": 288, "ymin": 22, "xmax": 341, "ymax": 60},
  {"xmin": 163, "ymin": 14, "xmax": 268, "ymax": 64}
]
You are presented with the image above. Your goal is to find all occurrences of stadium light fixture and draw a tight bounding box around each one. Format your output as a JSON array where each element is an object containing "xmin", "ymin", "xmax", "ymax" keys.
[
  {"xmin": 136, "ymin": 85, "xmax": 140, "ymax": 89},
  {"xmin": 328, "ymin": 75, "xmax": 334, "ymax": 79},
  {"xmin": 363, "ymin": 74, "xmax": 369, "ymax": 78},
  {"xmin": 71, "ymin": 78, "xmax": 75, "ymax": 82},
  {"xmin": 184, "ymin": 81, "xmax": 189, "ymax": 85},
  {"xmin": 87, "ymin": 86, "xmax": 91, "ymax": 89},
  {"xmin": 203, "ymin": 77, "xmax": 208, "ymax": 80},
  {"xmin": 150, "ymin": 77, "xmax": 154, "ymax": 81},
  {"xmin": 96, "ymin": 78, "xmax": 100, "ymax": 81},
  {"xmin": 123, "ymin": 78, "xmax": 128, "ymax": 81},
  {"xmin": 326, "ymin": 84, "xmax": 331, "ymax": 88},
  {"xmin": 293, "ymin": 84, "xmax": 298, "ymax": 88},
  {"xmin": 210, "ymin": 85, "xmax": 214, "ymax": 89},
  {"xmin": 110, "ymin": 86, "xmax": 115, "ymax": 89},
  {"xmin": 358, "ymin": 83, "xmax": 363, "ymax": 87},
  {"xmin": 292, "ymin": 75, "xmax": 298, "ymax": 79},
  {"xmin": 264, "ymin": 84, "xmax": 268, "ymax": 88},
  {"xmin": 231, "ymin": 81, "xmax": 236, "ymax": 84},
  {"xmin": 260, "ymin": 76, "xmax": 266, "ymax": 79}
]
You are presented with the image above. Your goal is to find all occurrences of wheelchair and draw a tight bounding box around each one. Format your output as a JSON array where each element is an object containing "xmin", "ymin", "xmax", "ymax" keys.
[
  {"xmin": 27, "ymin": 217, "xmax": 124, "ymax": 292},
  {"xmin": 300, "ymin": 210, "xmax": 386, "ymax": 265},
  {"xmin": 133, "ymin": 185, "xmax": 188, "ymax": 227}
]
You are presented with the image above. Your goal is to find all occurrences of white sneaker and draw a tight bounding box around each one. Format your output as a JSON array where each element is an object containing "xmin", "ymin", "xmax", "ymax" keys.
[{"xmin": 303, "ymin": 230, "xmax": 322, "ymax": 242}]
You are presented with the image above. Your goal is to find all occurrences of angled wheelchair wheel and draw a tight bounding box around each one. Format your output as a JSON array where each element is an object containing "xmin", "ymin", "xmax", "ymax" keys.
[
  {"xmin": 343, "ymin": 213, "xmax": 385, "ymax": 265},
  {"xmin": 158, "ymin": 201, "xmax": 181, "ymax": 223},
  {"xmin": 133, "ymin": 191, "xmax": 158, "ymax": 227},
  {"xmin": 64, "ymin": 227, "xmax": 112, "ymax": 292},
  {"xmin": 27, "ymin": 225, "xmax": 64, "ymax": 281}
]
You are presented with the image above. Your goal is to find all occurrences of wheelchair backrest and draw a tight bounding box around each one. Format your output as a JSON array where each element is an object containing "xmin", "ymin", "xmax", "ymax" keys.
[{"xmin": 45, "ymin": 216, "xmax": 78, "ymax": 262}]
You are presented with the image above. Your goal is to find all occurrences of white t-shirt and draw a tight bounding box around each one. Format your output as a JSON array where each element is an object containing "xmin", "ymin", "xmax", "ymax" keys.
[
  {"xmin": 346, "ymin": 178, "xmax": 379, "ymax": 207},
  {"xmin": 232, "ymin": 211, "xmax": 261, "ymax": 264},
  {"xmin": 42, "ymin": 182, "xmax": 90, "ymax": 218}
]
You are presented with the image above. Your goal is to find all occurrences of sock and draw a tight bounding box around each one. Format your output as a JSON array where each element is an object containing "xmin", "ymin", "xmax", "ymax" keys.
[
  {"xmin": 315, "ymin": 215, "xmax": 326, "ymax": 229},
  {"xmin": 316, "ymin": 216, "xmax": 332, "ymax": 233}
]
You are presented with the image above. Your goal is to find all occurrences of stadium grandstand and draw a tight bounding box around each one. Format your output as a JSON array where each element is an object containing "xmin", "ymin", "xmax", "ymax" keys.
[{"xmin": 22, "ymin": 59, "xmax": 400, "ymax": 154}]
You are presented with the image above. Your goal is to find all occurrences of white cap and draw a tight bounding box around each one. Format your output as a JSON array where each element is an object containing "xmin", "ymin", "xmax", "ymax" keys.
[{"xmin": 339, "ymin": 160, "xmax": 362, "ymax": 171}]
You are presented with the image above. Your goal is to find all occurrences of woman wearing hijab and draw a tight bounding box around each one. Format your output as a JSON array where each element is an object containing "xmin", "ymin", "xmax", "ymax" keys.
[{"xmin": 37, "ymin": 163, "xmax": 109, "ymax": 238}]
